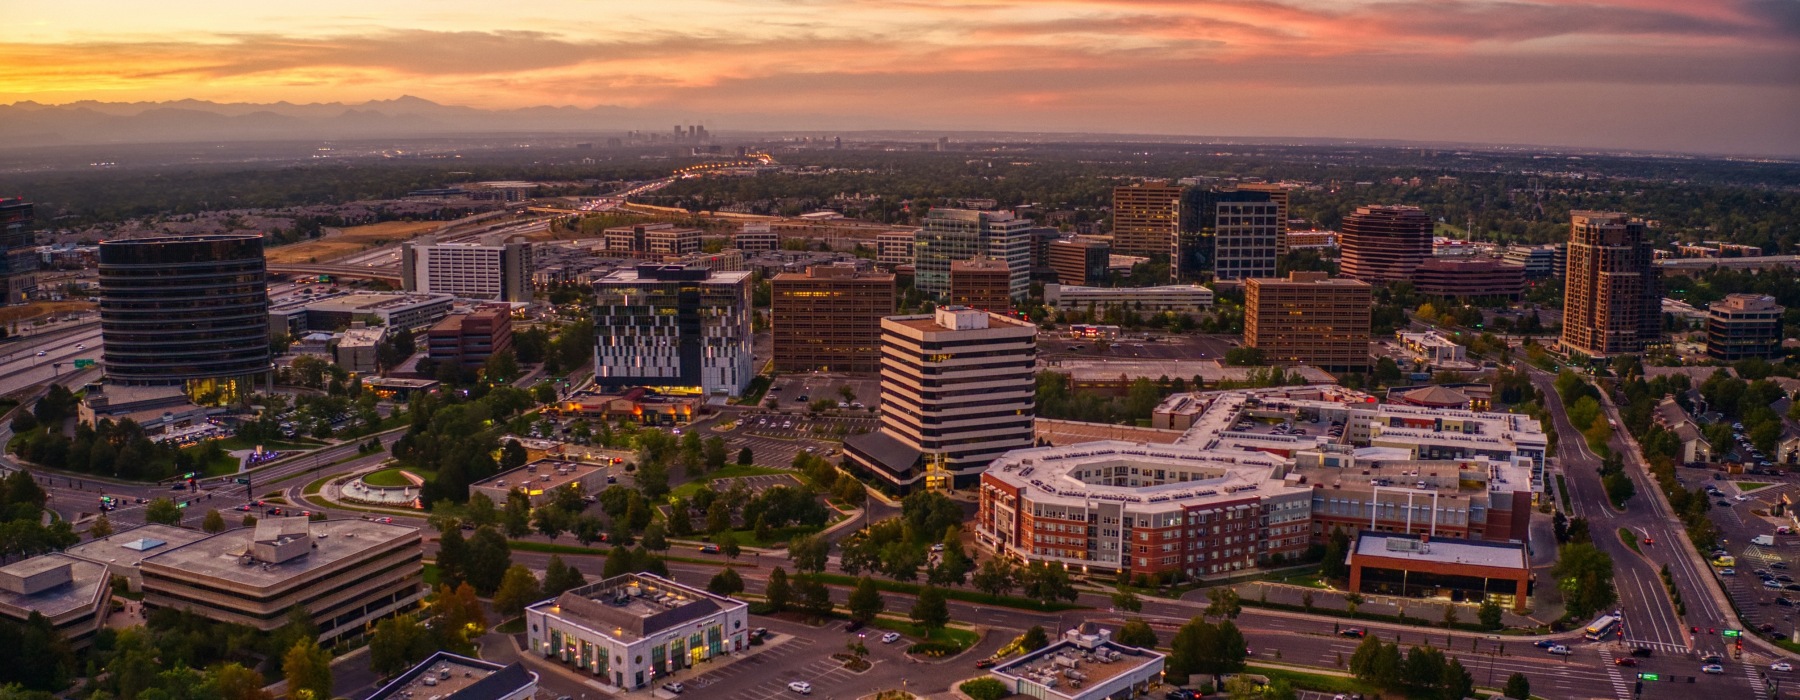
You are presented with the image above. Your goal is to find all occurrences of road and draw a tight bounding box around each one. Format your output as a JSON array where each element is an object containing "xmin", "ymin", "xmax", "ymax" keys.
[
  {"xmin": 0, "ymin": 324, "xmax": 102, "ymax": 395},
  {"xmin": 1529, "ymin": 364, "xmax": 1771, "ymax": 699}
]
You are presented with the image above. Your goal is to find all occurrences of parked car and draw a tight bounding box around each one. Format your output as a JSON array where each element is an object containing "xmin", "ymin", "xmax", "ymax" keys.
[
  {"xmin": 661, "ymin": 682, "xmax": 685, "ymax": 694},
  {"xmin": 881, "ymin": 632, "xmax": 902, "ymax": 644},
  {"xmin": 1165, "ymin": 690, "xmax": 1203, "ymax": 700},
  {"xmin": 788, "ymin": 681, "xmax": 813, "ymax": 695}
]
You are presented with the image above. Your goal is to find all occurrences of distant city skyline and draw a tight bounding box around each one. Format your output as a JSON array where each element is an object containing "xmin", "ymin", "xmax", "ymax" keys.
[{"xmin": 2, "ymin": 0, "xmax": 1796, "ymax": 156}]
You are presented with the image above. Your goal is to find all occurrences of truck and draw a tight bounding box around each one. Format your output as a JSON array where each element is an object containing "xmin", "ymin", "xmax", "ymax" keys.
[{"xmin": 1753, "ymin": 534, "xmax": 1776, "ymax": 546}]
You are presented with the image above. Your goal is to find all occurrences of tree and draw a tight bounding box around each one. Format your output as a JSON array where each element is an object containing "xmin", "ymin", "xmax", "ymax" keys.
[
  {"xmin": 973, "ymin": 557, "xmax": 1017, "ymax": 597},
  {"xmin": 702, "ymin": 437, "xmax": 728, "ymax": 471},
  {"xmin": 737, "ymin": 447, "xmax": 753, "ymax": 465},
  {"xmin": 1344, "ymin": 592, "xmax": 1365, "ymax": 616},
  {"xmin": 203, "ymin": 662, "xmax": 275, "ymax": 700},
  {"xmin": 436, "ymin": 526, "xmax": 468, "ymax": 588},
  {"xmin": 960, "ymin": 678, "xmax": 1009, "ymax": 700},
  {"xmin": 427, "ymin": 583, "xmax": 487, "ymax": 654},
  {"xmin": 1117, "ymin": 618, "xmax": 1159, "ymax": 649},
  {"xmin": 716, "ymin": 530, "xmax": 742, "ymax": 560},
  {"xmin": 1478, "ymin": 598, "xmax": 1504, "ymax": 630},
  {"xmin": 1550, "ymin": 542, "xmax": 1618, "ymax": 619},
  {"xmin": 707, "ymin": 568, "xmax": 745, "ymax": 596},
  {"xmin": 532, "ymin": 505, "xmax": 571, "ymax": 540},
  {"xmin": 502, "ymin": 491, "xmax": 532, "ymax": 538},
  {"xmin": 1503, "ymin": 672, "xmax": 1531, "ymax": 699},
  {"xmin": 765, "ymin": 567, "xmax": 792, "ymax": 613},
  {"xmin": 201, "ymin": 509, "xmax": 226, "ymax": 534},
  {"xmin": 1167, "ymin": 618, "xmax": 1211, "ymax": 682},
  {"xmin": 88, "ymin": 514, "xmax": 114, "ymax": 539},
  {"xmin": 542, "ymin": 555, "xmax": 586, "ymax": 597},
  {"xmin": 1020, "ymin": 625, "xmax": 1050, "ymax": 652},
  {"xmin": 1440, "ymin": 657, "xmax": 1474, "ymax": 700},
  {"xmin": 464, "ymin": 526, "xmax": 513, "ymax": 595},
  {"xmin": 281, "ymin": 638, "xmax": 332, "ymax": 700},
  {"xmin": 641, "ymin": 522, "xmax": 669, "ymax": 552},
  {"xmin": 1112, "ymin": 588, "xmax": 1143, "ymax": 613},
  {"xmin": 483, "ymin": 350, "xmax": 520, "ymax": 384},
  {"xmin": 1441, "ymin": 605, "xmax": 1459, "ymax": 628},
  {"xmin": 369, "ymin": 615, "xmax": 434, "ymax": 677},
  {"xmin": 788, "ymin": 534, "xmax": 829, "ymax": 573},
  {"xmin": 144, "ymin": 498, "xmax": 183, "ymax": 526},
  {"xmin": 847, "ymin": 576, "xmax": 885, "ymax": 624},
  {"xmin": 794, "ymin": 574, "xmax": 834, "ymax": 618},
  {"xmin": 1020, "ymin": 561, "xmax": 1078, "ymax": 605},
  {"xmin": 492, "ymin": 565, "xmax": 542, "ymax": 617},
  {"xmin": 705, "ymin": 500, "xmax": 732, "ymax": 535},
  {"xmin": 1320, "ymin": 526, "xmax": 1351, "ymax": 579},
  {"xmin": 1205, "ymin": 587, "xmax": 1242, "ymax": 620}
]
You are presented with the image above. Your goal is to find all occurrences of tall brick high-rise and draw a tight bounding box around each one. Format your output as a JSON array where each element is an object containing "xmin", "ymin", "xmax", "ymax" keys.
[
  {"xmin": 770, "ymin": 264, "xmax": 894, "ymax": 374},
  {"xmin": 1560, "ymin": 211, "xmax": 1658, "ymax": 357}
]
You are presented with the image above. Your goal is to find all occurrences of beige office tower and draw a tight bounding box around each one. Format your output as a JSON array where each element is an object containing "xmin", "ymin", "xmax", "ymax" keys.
[
  {"xmin": 1560, "ymin": 211, "xmax": 1658, "ymax": 357},
  {"xmin": 1244, "ymin": 272, "xmax": 1372, "ymax": 372},
  {"xmin": 1111, "ymin": 182, "xmax": 1184, "ymax": 259}
]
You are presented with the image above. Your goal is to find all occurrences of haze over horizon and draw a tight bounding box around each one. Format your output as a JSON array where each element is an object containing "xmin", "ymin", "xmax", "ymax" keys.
[{"xmin": 3, "ymin": 0, "xmax": 1798, "ymax": 157}]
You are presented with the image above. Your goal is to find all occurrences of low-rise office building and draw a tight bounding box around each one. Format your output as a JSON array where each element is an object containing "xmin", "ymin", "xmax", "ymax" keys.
[
  {"xmin": 987, "ymin": 624, "xmax": 1165, "ymax": 700},
  {"xmin": 1043, "ymin": 284, "xmax": 1214, "ymax": 314},
  {"xmin": 604, "ymin": 223, "xmax": 702, "ymax": 257},
  {"xmin": 732, "ymin": 223, "xmax": 779, "ymax": 252},
  {"xmin": 1047, "ymin": 238, "xmax": 1110, "ymax": 286},
  {"xmin": 877, "ymin": 231, "xmax": 915, "ymax": 267},
  {"xmin": 365, "ymin": 652, "xmax": 537, "ymax": 700},
  {"xmin": 65, "ymin": 524, "xmax": 209, "ymax": 592},
  {"xmin": 139, "ymin": 518, "xmax": 423, "ymax": 644},
  {"xmin": 525, "ymin": 573, "xmax": 750, "ymax": 692},
  {"xmin": 427, "ymin": 305, "xmax": 514, "ymax": 370},
  {"xmin": 1706, "ymin": 293, "xmax": 1784, "ymax": 361},
  {"xmin": 1347, "ymin": 532, "xmax": 1531, "ymax": 611},
  {"xmin": 553, "ymin": 388, "xmax": 702, "ymax": 426},
  {"xmin": 269, "ymin": 292, "xmax": 455, "ymax": 338},
  {"xmin": 0, "ymin": 554, "xmax": 111, "ymax": 648},
  {"xmin": 1411, "ymin": 258, "xmax": 1525, "ymax": 300},
  {"xmin": 949, "ymin": 256, "xmax": 1014, "ymax": 312},
  {"xmin": 336, "ymin": 324, "xmax": 387, "ymax": 374},
  {"xmin": 1395, "ymin": 330, "xmax": 1473, "ymax": 370}
]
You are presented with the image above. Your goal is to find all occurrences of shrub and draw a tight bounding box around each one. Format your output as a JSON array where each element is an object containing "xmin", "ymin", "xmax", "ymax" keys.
[{"xmin": 960, "ymin": 677, "xmax": 1009, "ymax": 700}]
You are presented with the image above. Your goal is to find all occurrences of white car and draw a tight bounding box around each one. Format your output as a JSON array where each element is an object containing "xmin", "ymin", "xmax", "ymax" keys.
[
  {"xmin": 662, "ymin": 682, "xmax": 685, "ymax": 694},
  {"xmin": 75, "ymin": 343, "xmax": 84, "ymax": 350},
  {"xmin": 1775, "ymin": 662, "xmax": 1794, "ymax": 672},
  {"xmin": 881, "ymin": 631, "xmax": 902, "ymax": 644},
  {"xmin": 1702, "ymin": 664, "xmax": 1726, "ymax": 674},
  {"xmin": 1546, "ymin": 645, "xmax": 1572, "ymax": 655},
  {"xmin": 787, "ymin": 681, "xmax": 813, "ymax": 694}
]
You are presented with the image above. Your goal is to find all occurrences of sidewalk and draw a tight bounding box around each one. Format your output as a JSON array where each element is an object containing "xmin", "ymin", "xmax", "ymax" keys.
[{"xmin": 1229, "ymin": 581, "xmax": 1550, "ymax": 630}]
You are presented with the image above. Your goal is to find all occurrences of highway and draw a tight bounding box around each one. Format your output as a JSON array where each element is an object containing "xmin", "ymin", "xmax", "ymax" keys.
[{"xmin": 0, "ymin": 324, "xmax": 102, "ymax": 395}]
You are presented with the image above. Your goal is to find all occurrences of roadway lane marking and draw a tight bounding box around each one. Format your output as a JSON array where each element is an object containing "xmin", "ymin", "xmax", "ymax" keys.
[{"xmin": 1596, "ymin": 649, "xmax": 1632, "ymax": 700}]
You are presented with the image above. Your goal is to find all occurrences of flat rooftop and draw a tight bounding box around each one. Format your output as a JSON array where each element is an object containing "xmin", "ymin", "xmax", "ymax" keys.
[
  {"xmin": 0, "ymin": 554, "xmax": 108, "ymax": 620},
  {"xmin": 984, "ymin": 440, "xmax": 1302, "ymax": 514},
  {"xmin": 66, "ymin": 524, "xmax": 209, "ymax": 572},
  {"xmin": 1353, "ymin": 532, "xmax": 1526, "ymax": 571},
  {"xmin": 365, "ymin": 652, "xmax": 534, "ymax": 700},
  {"xmin": 471, "ymin": 459, "xmax": 603, "ymax": 496},
  {"xmin": 992, "ymin": 637, "xmax": 1161, "ymax": 696},
  {"xmin": 530, "ymin": 573, "xmax": 745, "ymax": 643},
  {"xmin": 140, "ymin": 519, "xmax": 417, "ymax": 590}
]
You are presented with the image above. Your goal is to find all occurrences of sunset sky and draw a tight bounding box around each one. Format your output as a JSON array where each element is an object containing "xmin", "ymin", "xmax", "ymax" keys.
[{"xmin": 3, "ymin": 0, "xmax": 1797, "ymax": 155}]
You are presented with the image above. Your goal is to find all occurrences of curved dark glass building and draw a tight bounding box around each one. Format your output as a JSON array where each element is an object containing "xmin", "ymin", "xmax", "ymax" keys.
[{"xmin": 99, "ymin": 235, "xmax": 270, "ymax": 401}]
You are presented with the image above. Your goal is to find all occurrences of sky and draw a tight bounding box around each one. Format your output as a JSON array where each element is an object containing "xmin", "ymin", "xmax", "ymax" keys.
[{"xmin": 2, "ymin": 0, "xmax": 1798, "ymax": 156}]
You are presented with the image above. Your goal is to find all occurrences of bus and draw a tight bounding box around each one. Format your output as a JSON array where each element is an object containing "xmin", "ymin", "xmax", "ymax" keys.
[{"xmin": 1584, "ymin": 614, "xmax": 1621, "ymax": 640}]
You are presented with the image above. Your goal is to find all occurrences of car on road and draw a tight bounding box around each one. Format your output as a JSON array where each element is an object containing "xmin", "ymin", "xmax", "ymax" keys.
[
  {"xmin": 787, "ymin": 681, "xmax": 813, "ymax": 694},
  {"xmin": 34, "ymin": 350, "xmax": 45, "ymax": 356},
  {"xmin": 1630, "ymin": 647, "xmax": 1653, "ymax": 657},
  {"xmin": 1776, "ymin": 662, "xmax": 1795, "ymax": 672},
  {"xmin": 1738, "ymin": 495, "xmax": 1752, "ymax": 502},
  {"xmin": 881, "ymin": 632, "xmax": 902, "ymax": 644},
  {"xmin": 975, "ymin": 658, "xmax": 996, "ymax": 669},
  {"xmin": 1533, "ymin": 640, "xmax": 1559, "ymax": 649},
  {"xmin": 1718, "ymin": 499, "xmax": 1733, "ymax": 506},
  {"xmin": 1165, "ymin": 690, "xmax": 1203, "ymax": 700},
  {"xmin": 1615, "ymin": 658, "xmax": 1638, "ymax": 667},
  {"xmin": 1546, "ymin": 645, "xmax": 1572, "ymax": 655},
  {"xmin": 75, "ymin": 343, "xmax": 84, "ymax": 350},
  {"xmin": 1702, "ymin": 664, "xmax": 1726, "ymax": 675},
  {"xmin": 698, "ymin": 544, "xmax": 720, "ymax": 554},
  {"xmin": 1702, "ymin": 654, "xmax": 1724, "ymax": 664},
  {"xmin": 1719, "ymin": 567, "xmax": 1735, "ymax": 576},
  {"xmin": 662, "ymin": 682, "xmax": 685, "ymax": 694},
  {"xmin": 1340, "ymin": 628, "xmax": 1366, "ymax": 638}
]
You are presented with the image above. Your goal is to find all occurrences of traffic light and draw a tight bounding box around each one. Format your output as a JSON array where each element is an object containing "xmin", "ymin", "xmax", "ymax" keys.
[{"xmin": 1635, "ymin": 680, "xmax": 1643, "ymax": 695}]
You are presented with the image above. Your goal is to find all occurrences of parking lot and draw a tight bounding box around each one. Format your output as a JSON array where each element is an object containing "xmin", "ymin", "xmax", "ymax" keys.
[
  {"xmin": 769, "ymin": 375, "xmax": 882, "ymax": 411},
  {"xmin": 1038, "ymin": 333, "xmax": 1238, "ymax": 361},
  {"xmin": 1705, "ymin": 479, "xmax": 1800, "ymax": 638}
]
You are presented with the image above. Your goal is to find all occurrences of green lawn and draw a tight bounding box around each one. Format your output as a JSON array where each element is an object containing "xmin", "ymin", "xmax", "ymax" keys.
[
  {"xmin": 1738, "ymin": 482, "xmax": 1772, "ymax": 491},
  {"xmin": 669, "ymin": 465, "xmax": 796, "ymax": 500},
  {"xmin": 362, "ymin": 468, "xmax": 417, "ymax": 487},
  {"xmin": 1619, "ymin": 528, "xmax": 1640, "ymax": 554},
  {"xmin": 423, "ymin": 563, "xmax": 441, "ymax": 586},
  {"xmin": 867, "ymin": 618, "xmax": 979, "ymax": 650},
  {"xmin": 1242, "ymin": 665, "xmax": 1378, "ymax": 696}
]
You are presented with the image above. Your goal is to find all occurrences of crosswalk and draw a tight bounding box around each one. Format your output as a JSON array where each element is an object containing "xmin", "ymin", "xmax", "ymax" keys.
[
  {"xmin": 1596, "ymin": 648, "xmax": 1631, "ymax": 700},
  {"xmin": 1742, "ymin": 662, "xmax": 1772, "ymax": 700},
  {"xmin": 1621, "ymin": 639, "xmax": 1690, "ymax": 654}
]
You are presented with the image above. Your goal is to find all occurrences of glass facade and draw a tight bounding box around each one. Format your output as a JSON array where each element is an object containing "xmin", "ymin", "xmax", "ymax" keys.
[{"xmin": 98, "ymin": 235, "xmax": 270, "ymax": 401}]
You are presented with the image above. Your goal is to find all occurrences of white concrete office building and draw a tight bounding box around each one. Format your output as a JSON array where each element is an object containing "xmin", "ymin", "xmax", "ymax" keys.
[
  {"xmin": 402, "ymin": 241, "xmax": 532, "ymax": 302},
  {"xmin": 525, "ymin": 573, "xmax": 749, "ymax": 692}
]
